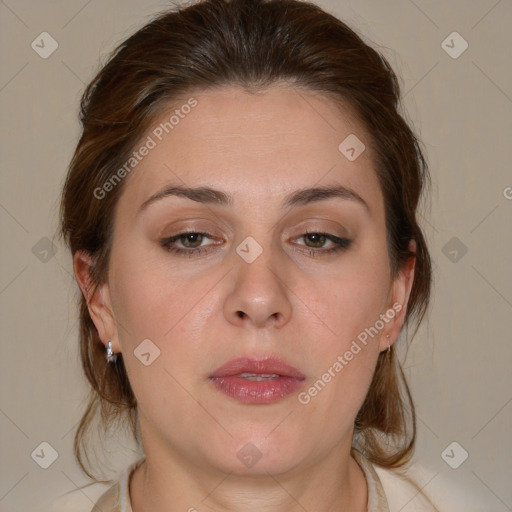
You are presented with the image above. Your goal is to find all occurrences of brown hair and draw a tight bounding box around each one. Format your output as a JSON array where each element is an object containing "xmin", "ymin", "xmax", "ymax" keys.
[{"xmin": 59, "ymin": 0, "xmax": 432, "ymax": 481}]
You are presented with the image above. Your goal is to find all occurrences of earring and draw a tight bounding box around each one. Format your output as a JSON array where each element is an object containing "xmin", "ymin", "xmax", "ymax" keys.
[
  {"xmin": 386, "ymin": 334, "xmax": 391, "ymax": 353},
  {"xmin": 106, "ymin": 340, "xmax": 117, "ymax": 364}
]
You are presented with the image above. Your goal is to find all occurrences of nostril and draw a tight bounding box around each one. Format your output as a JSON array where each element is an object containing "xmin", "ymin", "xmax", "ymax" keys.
[{"xmin": 237, "ymin": 311, "xmax": 246, "ymax": 319}]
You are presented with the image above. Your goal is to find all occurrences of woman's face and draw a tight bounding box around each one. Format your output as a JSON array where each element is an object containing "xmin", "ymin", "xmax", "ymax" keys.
[{"xmin": 79, "ymin": 83, "xmax": 414, "ymax": 476}]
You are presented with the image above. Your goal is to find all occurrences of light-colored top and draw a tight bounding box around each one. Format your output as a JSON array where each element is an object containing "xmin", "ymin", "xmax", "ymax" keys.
[{"xmin": 46, "ymin": 449, "xmax": 441, "ymax": 511}]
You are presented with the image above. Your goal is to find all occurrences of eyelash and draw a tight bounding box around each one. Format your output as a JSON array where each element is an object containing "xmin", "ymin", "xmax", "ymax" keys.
[{"xmin": 160, "ymin": 229, "xmax": 351, "ymax": 259}]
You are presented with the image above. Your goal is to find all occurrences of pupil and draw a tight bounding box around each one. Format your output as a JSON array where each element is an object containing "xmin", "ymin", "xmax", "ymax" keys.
[
  {"xmin": 307, "ymin": 233, "xmax": 324, "ymax": 247},
  {"xmin": 184, "ymin": 233, "xmax": 202, "ymax": 247}
]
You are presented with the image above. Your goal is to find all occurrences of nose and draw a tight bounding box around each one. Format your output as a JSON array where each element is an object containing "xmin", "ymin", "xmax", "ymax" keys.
[{"xmin": 223, "ymin": 243, "xmax": 292, "ymax": 330}]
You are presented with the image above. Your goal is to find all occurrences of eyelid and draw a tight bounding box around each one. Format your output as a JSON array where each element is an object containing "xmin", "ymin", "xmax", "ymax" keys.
[
  {"xmin": 155, "ymin": 214, "xmax": 235, "ymax": 241},
  {"xmin": 160, "ymin": 219, "xmax": 351, "ymax": 243},
  {"xmin": 283, "ymin": 221, "xmax": 351, "ymax": 241},
  {"xmin": 160, "ymin": 229, "xmax": 352, "ymax": 260},
  {"xmin": 164, "ymin": 230, "xmax": 221, "ymax": 246}
]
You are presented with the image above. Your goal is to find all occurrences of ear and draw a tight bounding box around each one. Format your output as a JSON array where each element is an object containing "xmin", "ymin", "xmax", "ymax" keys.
[
  {"xmin": 73, "ymin": 250, "xmax": 120, "ymax": 353},
  {"xmin": 379, "ymin": 239, "xmax": 416, "ymax": 352}
]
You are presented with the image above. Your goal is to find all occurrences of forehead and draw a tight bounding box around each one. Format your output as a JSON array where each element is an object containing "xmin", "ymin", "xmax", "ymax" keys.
[{"xmin": 115, "ymin": 83, "xmax": 384, "ymax": 221}]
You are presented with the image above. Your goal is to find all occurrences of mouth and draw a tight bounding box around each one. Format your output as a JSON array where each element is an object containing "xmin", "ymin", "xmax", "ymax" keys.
[
  {"xmin": 236, "ymin": 373, "xmax": 281, "ymax": 381},
  {"xmin": 209, "ymin": 357, "xmax": 306, "ymax": 404}
]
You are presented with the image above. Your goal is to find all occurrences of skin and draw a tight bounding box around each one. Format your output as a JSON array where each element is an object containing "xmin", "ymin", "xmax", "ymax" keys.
[{"xmin": 75, "ymin": 83, "xmax": 415, "ymax": 512}]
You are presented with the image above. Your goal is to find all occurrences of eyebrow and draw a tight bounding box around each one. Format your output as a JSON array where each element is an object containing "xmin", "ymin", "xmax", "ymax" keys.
[{"xmin": 137, "ymin": 183, "xmax": 370, "ymax": 215}]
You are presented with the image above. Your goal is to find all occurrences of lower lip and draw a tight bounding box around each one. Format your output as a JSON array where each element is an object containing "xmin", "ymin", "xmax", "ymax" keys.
[{"xmin": 209, "ymin": 375, "xmax": 304, "ymax": 404}]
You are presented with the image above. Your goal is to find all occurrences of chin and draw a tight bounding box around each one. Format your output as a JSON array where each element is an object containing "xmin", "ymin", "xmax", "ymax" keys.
[{"xmin": 205, "ymin": 432, "xmax": 307, "ymax": 477}]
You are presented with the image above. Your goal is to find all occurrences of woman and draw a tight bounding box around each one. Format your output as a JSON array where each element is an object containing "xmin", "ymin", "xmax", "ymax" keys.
[{"xmin": 56, "ymin": 0, "xmax": 439, "ymax": 510}]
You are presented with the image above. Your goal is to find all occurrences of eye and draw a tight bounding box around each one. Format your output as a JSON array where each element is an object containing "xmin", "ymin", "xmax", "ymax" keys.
[
  {"xmin": 160, "ymin": 231, "xmax": 218, "ymax": 258},
  {"xmin": 293, "ymin": 231, "xmax": 351, "ymax": 257},
  {"xmin": 159, "ymin": 230, "xmax": 351, "ymax": 259}
]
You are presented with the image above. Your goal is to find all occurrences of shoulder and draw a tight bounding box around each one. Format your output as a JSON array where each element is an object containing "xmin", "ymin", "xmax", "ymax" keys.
[
  {"xmin": 43, "ymin": 457, "xmax": 144, "ymax": 512},
  {"xmin": 373, "ymin": 463, "xmax": 439, "ymax": 512},
  {"xmin": 372, "ymin": 455, "xmax": 479, "ymax": 512},
  {"xmin": 91, "ymin": 483, "xmax": 121, "ymax": 512}
]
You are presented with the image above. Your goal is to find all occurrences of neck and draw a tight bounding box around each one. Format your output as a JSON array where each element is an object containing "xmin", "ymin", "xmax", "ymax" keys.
[{"xmin": 129, "ymin": 443, "xmax": 367, "ymax": 512}]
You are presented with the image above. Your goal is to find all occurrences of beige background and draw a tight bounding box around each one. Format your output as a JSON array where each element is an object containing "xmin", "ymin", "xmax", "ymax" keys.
[{"xmin": 1, "ymin": 1, "xmax": 511, "ymax": 511}]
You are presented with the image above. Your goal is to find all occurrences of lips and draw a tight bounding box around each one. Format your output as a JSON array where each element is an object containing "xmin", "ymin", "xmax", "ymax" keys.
[
  {"xmin": 209, "ymin": 357, "xmax": 306, "ymax": 404},
  {"xmin": 210, "ymin": 357, "xmax": 306, "ymax": 379}
]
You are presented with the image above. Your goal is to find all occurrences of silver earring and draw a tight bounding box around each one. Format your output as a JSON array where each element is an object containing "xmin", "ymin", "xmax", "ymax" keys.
[
  {"xmin": 386, "ymin": 334, "xmax": 391, "ymax": 352},
  {"xmin": 106, "ymin": 341, "xmax": 117, "ymax": 364}
]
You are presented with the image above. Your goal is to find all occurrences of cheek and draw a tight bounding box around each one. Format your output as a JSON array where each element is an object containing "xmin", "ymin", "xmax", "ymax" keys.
[
  {"xmin": 297, "ymin": 269, "xmax": 387, "ymax": 430},
  {"xmin": 108, "ymin": 252, "xmax": 212, "ymax": 410},
  {"xmin": 297, "ymin": 244, "xmax": 390, "ymax": 402},
  {"xmin": 110, "ymin": 248, "xmax": 221, "ymax": 353},
  {"xmin": 109, "ymin": 251, "xmax": 176, "ymax": 340},
  {"xmin": 310, "ymin": 251, "xmax": 391, "ymax": 343}
]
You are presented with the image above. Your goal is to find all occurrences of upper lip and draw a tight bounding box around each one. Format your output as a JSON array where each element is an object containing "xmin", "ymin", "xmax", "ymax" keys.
[{"xmin": 210, "ymin": 357, "xmax": 306, "ymax": 379}]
